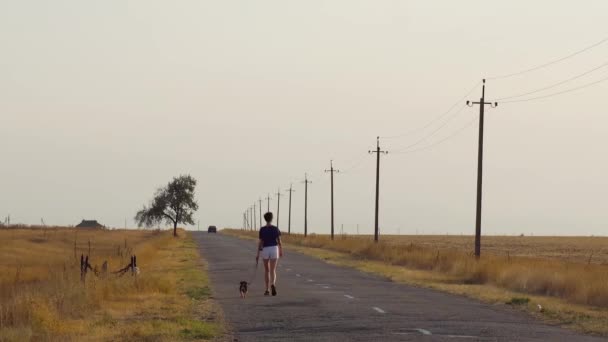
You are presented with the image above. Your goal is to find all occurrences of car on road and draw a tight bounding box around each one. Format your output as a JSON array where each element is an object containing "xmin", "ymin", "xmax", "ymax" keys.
[{"xmin": 207, "ymin": 226, "xmax": 217, "ymax": 233}]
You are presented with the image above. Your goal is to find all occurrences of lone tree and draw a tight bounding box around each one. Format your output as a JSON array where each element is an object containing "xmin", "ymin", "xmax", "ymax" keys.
[{"xmin": 135, "ymin": 175, "xmax": 198, "ymax": 237}]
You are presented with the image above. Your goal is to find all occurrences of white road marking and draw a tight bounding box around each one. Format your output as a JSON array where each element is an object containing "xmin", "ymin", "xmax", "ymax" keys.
[
  {"xmin": 307, "ymin": 279, "xmax": 314, "ymax": 282},
  {"xmin": 344, "ymin": 295, "xmax": 355, "ymax": 299},
  {"xmin": 372, "ymin": 307, "xmax": 386, "ymax": 314},
  {"xmin": 296, "ymin": 274, "xmax": 301, "ymax": 277},
  {"xmin": 286, "ymin": 268, "xmax": 292, "ymax": 271},
  {"xmin": 322, "ymin": 286, "xmax": 330, "ymax": 289},
  {"xmin": 416, "ymin": 329, "xmax": 432, "ymax": 335}
]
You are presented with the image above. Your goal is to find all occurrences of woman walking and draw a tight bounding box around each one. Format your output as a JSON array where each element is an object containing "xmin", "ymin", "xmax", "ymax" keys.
[{"xmin": 256, "ymin": 212, "xmax": 283, "ymax": 296}]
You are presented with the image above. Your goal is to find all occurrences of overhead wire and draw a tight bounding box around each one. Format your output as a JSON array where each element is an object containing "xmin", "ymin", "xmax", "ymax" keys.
[
  {"xmin": 380, "ymin": 80, "xmax": 481, "ymax": 140},
  {"xmin": 249, "ymin": 35, "xmax": 608, "ymax": 210},
  {"xmin": 501, "ymin": 74, "xmax": 608, "ymax": 104},
  {"xmin": 392, "ymin": 116, "xmax": 479, "ymax": 155},
  {"xmin": 340, "ymin": 155, "xmax": 370, "ymax": 174},
  {"xmin": 487, "ymin": 36, "xmax": 608, "ymax": 80},
  {"xmin": 496, "ymin": 60, "xmax": 608, "ymax": 101},
  {"xmin": 390, "ymin": 105, "xmax": 469, "ymax": 153}
]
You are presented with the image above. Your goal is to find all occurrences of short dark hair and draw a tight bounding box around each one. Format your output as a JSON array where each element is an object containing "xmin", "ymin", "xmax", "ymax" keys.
[{"xmin": 263, "ymin": 212, "xmax": 273, "ymax": 223}]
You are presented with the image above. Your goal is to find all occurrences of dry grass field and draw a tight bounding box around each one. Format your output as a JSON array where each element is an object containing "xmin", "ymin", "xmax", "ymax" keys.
[
  {"xmin": 381, "ymin": 235, "xmax": 608, "ymax": 265},
  {"xmin": 0, "ymin": 227, "xmax": 224, "ymax": 342},
  {"xmin": 224, "ymin": 229, "xmax": 608, "ymax": 336}
]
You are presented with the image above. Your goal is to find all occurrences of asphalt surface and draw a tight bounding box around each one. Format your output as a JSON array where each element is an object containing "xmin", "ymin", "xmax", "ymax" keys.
[{"xmin": 192, "ymin": 233, "xmax": 605, "ymax": 342}]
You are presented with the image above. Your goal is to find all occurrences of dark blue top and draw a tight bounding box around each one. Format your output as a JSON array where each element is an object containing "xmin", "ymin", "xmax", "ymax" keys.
[{"xmin": 259, "ymin": 225, "xmax": 281, "ymax": 248}]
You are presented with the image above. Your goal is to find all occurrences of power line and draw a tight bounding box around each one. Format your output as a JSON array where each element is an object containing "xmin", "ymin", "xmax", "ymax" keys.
[
  {"xmin": 341, "ymin": 155, "xmax": 369, "ymax": 174},
  {"xmin": 496, "ymin": 60, "xmax": 608, "ymax": 101},
  {"xmin": 242, "ymin": 37, "xmax": 608, "ymax": 234},
  {"xmin": 501, "ymin": 74, "xmax": 608, "ymax": 104},
  {"xmin": 487, "ymin": 36, "xmax": 608, "ymax": 80},
  {"xmin": 340, "ymin": 153, "xmax": 368, "ymax": 173},
  {"xmin": 390, "ymin": 105, "xmax": 469, "ymax": 153},
  {"xmin": 391, "ymin": 116, "xmax": 479, "ymax": 155},
  {"xmin": 381, "ymin": 80, "xmax": 481, "ymax": 140}
]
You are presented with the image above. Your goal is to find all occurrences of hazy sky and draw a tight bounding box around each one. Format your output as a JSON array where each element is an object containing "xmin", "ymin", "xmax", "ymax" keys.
[{"xmin": 1, "ymin": 1, "xmax": 607, "ymax": 236}]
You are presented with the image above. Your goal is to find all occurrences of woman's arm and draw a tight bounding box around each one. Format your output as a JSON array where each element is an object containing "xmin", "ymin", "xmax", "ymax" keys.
[{"xmin": 277, "ymin": 237, "xmax": 283, "ymax": 257}]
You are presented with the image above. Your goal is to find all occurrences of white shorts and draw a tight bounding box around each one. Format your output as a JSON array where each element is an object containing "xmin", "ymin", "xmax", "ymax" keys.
[{"xmin": 261, "ymin": 246, "xmax": 279, "ymax": 260}]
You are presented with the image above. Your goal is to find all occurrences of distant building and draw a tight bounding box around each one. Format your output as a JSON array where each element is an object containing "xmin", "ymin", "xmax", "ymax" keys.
[{"xmin": 75, "ymin": 220, "xmax": 104, "ymax": 228}]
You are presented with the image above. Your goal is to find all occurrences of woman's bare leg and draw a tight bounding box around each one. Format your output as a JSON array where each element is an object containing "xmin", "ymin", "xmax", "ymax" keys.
[
  {"xmin": 269, "ymin": 259, "xmax": 278, "ymax": 286},
  {"xmin": 263, "ymin": 259, "xmax": 270, "ymax": 291}
]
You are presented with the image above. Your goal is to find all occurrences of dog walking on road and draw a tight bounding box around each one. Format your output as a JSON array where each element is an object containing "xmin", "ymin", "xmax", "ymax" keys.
[{"xmin": 256, "ymin": 212, "xmax": 283, "ymax": 296}]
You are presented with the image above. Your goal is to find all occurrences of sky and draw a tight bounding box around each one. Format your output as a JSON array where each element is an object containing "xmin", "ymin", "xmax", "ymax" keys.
[{"xmin": 1, "ymin": 1, "xmax": 607, "ymax": 236}]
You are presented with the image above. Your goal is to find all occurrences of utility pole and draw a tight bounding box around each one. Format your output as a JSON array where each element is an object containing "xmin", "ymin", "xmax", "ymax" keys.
[
  {"xmin": 302, "ymin": 173, "xmax": 312, "ymax": 237},
  {"xmin": 466, "ymin": 79, "xmax": 498, "ymax": 258},
  {"xmin": 325, "ymin": 160, "xmax": 340, "ymax": 240},
  {"xmin": 275, "ymin": 188, "xmax": 281, "ymax": 228},
  {"xmin": 258, "ymin": 198, "xmax": 263, "ymax": 227},
  {"xmin": 253, "ymin": 202, "xmax": 257, "ymax": 229},
  {"xmin": 369, "ymin": 136, "xmax": 388, "ymax": 242},
  {"xmin": 250, "ymin": 206, "xmax": 254, "ymax": 230},
  {"xmin": 265, "ymin": 194, "xmax": 272, "ymax": 212},
  {"xmin": 286, "ymin": 184, "xmax": 295, "ymax": 234}
]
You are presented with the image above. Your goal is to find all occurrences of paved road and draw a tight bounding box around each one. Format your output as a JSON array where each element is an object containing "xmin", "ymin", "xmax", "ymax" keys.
[{"xmin": 193, "ymin": 233, "xmax": 604, "ymax": 342}]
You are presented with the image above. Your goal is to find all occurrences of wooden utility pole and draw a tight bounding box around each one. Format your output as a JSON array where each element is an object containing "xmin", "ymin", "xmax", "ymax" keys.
[
  {"xmin": 466, "ymin": 79, "xmax": 498, "ymax": 258},
  {"xmin": 253, "ymin": 202, "xmax": 257, "ymax": 230},
  {"xmin": 302, "ymin": 173, "xmax": 312, "ymax": 237},
  {"xmin": 275, "ymin": 188, "xmax": 281, "ymax": 228},
  {"xmin": 286, "ymin": 184, "xmax": 295, "ymax": 234},
  {"xmin": 325, "ymin": 160, "xmax": 340, "ymax": 240},
  {"xmin": 265, "ymin": 194, "xmax": 272, "ymax": 212},
  {"xmin": 369, "ymin": 137, "xmax": 388, "ymax": 242},
  {"xmin": 258, "ymin": 198, "xmax": 263, "ymax": 227},
  {"xmin": 250, "ymin": 206, "xmax": 254, "ymax": 230}
]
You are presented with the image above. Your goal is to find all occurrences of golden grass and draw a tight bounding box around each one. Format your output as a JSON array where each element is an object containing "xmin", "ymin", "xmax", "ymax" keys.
[
  {"xmin": 380, "ymin": 235, "xmax": 608, "ymax": 264},
  {"xmin": 0, "ymin": 227, "xmax": 225, "ymax": 341},
  {"xmin": 224, "ymin": 229, "xmax": 608, "ymax": 336}
]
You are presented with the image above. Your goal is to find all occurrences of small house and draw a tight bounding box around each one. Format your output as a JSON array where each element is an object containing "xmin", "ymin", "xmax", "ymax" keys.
[{"xmin": 75, "ymin": 220, "xmax": 104, "ymax": 229}]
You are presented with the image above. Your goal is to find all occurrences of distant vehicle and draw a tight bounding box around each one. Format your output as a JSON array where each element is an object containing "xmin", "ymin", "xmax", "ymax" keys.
[{"xmin": 207, "ymin": 226, "xmax": 217, "ymax": 233}]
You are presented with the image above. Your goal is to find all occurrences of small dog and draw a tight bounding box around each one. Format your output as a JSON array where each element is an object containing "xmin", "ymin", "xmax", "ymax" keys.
[{"xmin": 239, "ymin": 281, "xmax": 248, "ymax": 298}]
